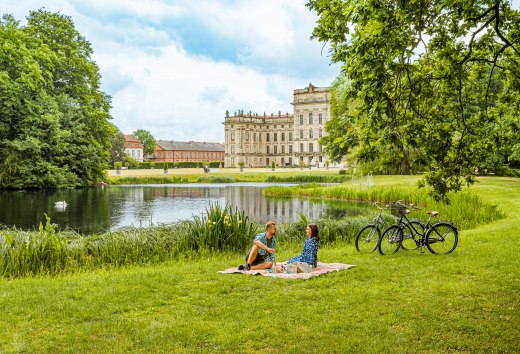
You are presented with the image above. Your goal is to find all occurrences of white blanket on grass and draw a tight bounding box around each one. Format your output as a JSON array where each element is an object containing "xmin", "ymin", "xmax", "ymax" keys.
[{"xmin": 218, "ymin": 262, "xmax": 355, "ymax": 279}]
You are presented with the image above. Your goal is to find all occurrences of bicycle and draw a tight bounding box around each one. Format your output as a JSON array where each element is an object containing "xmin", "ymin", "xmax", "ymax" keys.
[
  {"xmin": 355, "ymin": 202, "xmax": 393, "ymax": 253},
  {"xmin": 379, "ymin": 202, "xmax": 458, "ymax": 255},
  {"xmin": 356, "ymin": 201, "xmax": 424, "ymax": 253}
]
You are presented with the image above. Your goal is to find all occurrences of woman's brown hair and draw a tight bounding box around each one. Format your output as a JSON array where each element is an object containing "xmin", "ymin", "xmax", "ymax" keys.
[{"xmin": 308, "ymin": 224, "xmax": 319, "ymax": 240}]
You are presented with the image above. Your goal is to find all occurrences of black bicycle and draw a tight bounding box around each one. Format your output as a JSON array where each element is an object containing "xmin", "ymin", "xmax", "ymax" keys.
[
  {"xmin": 355, "ymin": 201, "xmax": 423, "ymax": 253},
  {"xmin": 355, "ymin": 202, "xmax": 393, "ymax": 253},
  {"xmin": 379, "ymin": 202, "xmax": 458, "ymax": 255}
]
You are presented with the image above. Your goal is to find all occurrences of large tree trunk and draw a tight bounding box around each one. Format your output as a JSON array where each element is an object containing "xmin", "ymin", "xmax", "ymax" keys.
[{"xmin": 401, "ymin": 151, "xmax": 411, "ymax": 175}]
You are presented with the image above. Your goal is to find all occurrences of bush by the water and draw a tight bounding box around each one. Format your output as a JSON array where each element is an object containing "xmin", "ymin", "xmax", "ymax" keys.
[
  {"xmin": 266, "ymin": 174, "xmax": 351, "ymax": 183},
  {"xmin": 197, "ymin": 176, "xmax": 237, "ymax": 183},
  {"xmin": 0, "ymin": 205, "xmax": 257, "ymax": 278}
]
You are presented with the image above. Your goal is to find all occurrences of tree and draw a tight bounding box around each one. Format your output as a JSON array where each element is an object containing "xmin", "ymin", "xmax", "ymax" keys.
[
  {"xmin": 0, "ymin": 11, "xmax": 113, "ymax": 189},
  {"xmin": 132, "ymin": 129, "xmax": 156, "ymax": 155},
  {"xmin": 109, "ymin": 126, "xmax": 126, "ymax": 167},
  {"xmin": 308, "ymin": 0, "xmax": 520, "ymax": 202}
]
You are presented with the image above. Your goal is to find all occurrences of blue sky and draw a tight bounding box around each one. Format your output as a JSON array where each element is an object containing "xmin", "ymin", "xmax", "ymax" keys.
[
  {"xmin": 3, "ymin": 0, "xmax": 519, "ymax": 142},
  {"xmin": 3, "ymin": 0, "xmax": 340, "ymax": 142}
]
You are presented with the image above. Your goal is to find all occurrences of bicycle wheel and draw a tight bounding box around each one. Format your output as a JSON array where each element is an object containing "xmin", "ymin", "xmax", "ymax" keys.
[
  {"xmin": 379, "ymin": 225, "xmax": 402, "ymax": 255},
  {"xmin": 355, "ymin": 225, "xmax": 381, "ymax": 253},
  {"xmin": 426, "ymin": 223, "xmax": 458, "ymax": 254},
  {"xmin": 400, "ymin": 220, "xmax": 423, "ymax": 250}
]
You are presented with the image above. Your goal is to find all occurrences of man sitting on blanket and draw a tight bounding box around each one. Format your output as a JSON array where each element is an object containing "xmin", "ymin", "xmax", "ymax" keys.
[{"xmin": 238, "ymin": 221, "xmax": 276, "ymax": 271}]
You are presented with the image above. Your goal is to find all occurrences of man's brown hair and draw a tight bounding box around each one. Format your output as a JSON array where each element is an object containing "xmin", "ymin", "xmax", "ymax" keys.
[{"xmin": 265, "ymin": 220, "xmax": 276, "ymax": 231}]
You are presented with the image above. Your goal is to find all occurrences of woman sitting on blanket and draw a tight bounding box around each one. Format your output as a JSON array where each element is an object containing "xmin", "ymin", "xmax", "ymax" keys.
[{"xmin": 285, "ymin": 224, "xmax": 319, "ymax": 268}]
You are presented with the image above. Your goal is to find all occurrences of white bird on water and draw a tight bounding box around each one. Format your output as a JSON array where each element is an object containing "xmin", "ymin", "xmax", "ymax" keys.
[{"xmin": 55, "ymin": 201, "xmax": 67, "ymax": 207}]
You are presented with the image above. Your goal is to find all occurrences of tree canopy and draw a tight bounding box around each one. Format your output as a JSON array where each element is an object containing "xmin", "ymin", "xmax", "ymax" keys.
[
  {"xmin": 132, "ymin": 129, "xmax": 156, "ymax": 155},
  {"xmin": 109, "ymin": 125, "xmax": 126, "ymax": 167},
  {"xmin": 308, "ymin": 0, "xmax": 520, "ymax": 202},
  {"xmin": 0, "ymin": 10, "xmax": 114, "ymax": 189}
]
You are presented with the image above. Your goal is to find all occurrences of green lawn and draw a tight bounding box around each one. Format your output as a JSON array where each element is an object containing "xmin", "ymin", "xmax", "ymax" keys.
[{"xmin": 1, "ymin": 177, "xmax": 519, "ymax": 353}]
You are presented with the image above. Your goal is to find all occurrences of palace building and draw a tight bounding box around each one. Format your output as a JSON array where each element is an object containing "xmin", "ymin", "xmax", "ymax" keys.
[{"xmin": 223, "ymin": 83, "xmax": 331, "ymax": 167}]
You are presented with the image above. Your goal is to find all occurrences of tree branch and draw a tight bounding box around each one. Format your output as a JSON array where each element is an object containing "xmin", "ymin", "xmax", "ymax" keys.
[
  {"xmin": 484, "ymin": 43, "xmax": 510, "ymax": 118},
  {"xmin": 468, "ymin": 4, "xmax": 495, "ymax": 22},
  {"xmin": 458, "ymin": 76, "xmax": 476, "ymax": 135},
  {"xmin": 458, "ymin": 15, "xmax": 496, "ymax": 65},
  {"xmin": 493, "ymin": 1, "xmax": 520, "ymax": 57}
]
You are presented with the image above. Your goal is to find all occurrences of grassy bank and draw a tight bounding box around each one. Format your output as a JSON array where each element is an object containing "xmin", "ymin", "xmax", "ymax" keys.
[
  {"xmin": 0, "ymin": 177, "xmax": 518, "ymax": 352},
  {"xmin": 265, "ymin": 176, "xmax": 504, "ymax": 230},
  {"xmin": 106, "ymin": 170, "xmax": 351, "ymax": 185}
]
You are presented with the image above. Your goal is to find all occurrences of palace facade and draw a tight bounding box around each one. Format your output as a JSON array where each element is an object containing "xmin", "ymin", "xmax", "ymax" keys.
[{"xmin": 223, "ymin": 83, "xmax": 332, "ymax": 167}]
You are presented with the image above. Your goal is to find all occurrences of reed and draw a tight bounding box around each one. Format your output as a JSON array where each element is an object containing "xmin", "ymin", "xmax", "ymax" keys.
[
  {"xmin": 264, "ymin": 184, "xmax": 504, "ymax": 230},
  {"xmin": 196, "ymin": 176, "xmax": 237, "ymax": 183},
  {"xmin": 106, "ymin": 176, "xmax": 192, "ymax": 185},
  {"xmin": 275, "ymin": 213, "xmax": 369, "ymax": 246},
  {"xmin": 0, "ymin": 205, "xmax": 258, "ymax": 278},
  {"xmin": 265, "ymin": 174, "xmax": 351, "ymax": 183},
  {"xmin": 107, "ymin": 171, "xmax": 348, "ymax": 185}
]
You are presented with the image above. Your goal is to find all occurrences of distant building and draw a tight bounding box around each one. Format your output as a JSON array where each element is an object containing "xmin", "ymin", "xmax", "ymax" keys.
[
  {"xmin": 153, "ymin": 140, "xmax": 225, "ymax": 163},
  {"xmin": 124, "ymin": 135, "xmax": 144, "ymax": 162},
  {"xmin": 223, "ymin": 83, "xmax": 332, "ymax": 167}
]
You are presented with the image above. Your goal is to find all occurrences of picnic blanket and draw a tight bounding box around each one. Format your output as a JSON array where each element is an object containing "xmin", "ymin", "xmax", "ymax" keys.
[{"xmin": 218, "ymin": 262, "xmax": 355, "ymax": 279}]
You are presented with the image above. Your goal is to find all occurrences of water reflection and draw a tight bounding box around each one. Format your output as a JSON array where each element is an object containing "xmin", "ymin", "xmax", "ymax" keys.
[{"xmin": 0, "ymin": 183, "xmax": 367, "ymax": 234}]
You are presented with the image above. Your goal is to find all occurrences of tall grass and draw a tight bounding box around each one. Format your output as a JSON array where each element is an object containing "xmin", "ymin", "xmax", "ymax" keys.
[
  {"xmin": 276, "ymin": 213, "xmax": 370, "ymax": 247},
  {"xmin": 0, "ymin": 205, "xmax": 258, "ymax": 278},
  {"xmin": 266, "ymin": 174, "xmax": 351, "ymax": 183},
  {"xmin": 196, "ymin": 176, "xmax": 237, "ymax": 183},
  {"xmin": 264, "ymin": 184, "xmax": 504, "ymax": 230},
  {"xmin": 107, "ymin": 176, "xmax": 191, "ymax": 185},
  {"xmin": 107, "ymin": 172, "xmax": 349, "ymax": 185}
]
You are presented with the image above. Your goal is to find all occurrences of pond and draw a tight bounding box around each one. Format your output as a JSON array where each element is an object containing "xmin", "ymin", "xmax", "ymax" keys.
[{"xmin": 0, "ymin": 183, "xmax": 368, "ymax": 234}]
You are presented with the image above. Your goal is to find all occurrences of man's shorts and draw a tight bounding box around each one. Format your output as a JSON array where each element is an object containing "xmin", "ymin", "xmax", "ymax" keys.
[{"xmin": 245, "ymin": 249, "xmax": 268, "ymax": 265}]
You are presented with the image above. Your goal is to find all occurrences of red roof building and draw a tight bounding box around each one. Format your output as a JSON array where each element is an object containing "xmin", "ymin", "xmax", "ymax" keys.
[{"xmin": 124, "ymin": 135, "xmax": 144, "ymax": 162}]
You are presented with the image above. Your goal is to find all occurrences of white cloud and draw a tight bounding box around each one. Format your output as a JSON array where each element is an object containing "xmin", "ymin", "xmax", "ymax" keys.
[
  {"xmin": 2, "ymin": 0, "xmax": 339, "ymax": 142},
  {"xmin": 101, "ymin": 43, "xmax": 300, "ymax": 141}
]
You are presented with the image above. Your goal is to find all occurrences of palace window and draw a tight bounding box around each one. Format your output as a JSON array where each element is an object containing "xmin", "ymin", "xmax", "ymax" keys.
[
  {"xmin": 289, "ymin": 145, "xmax": 293, "ymax": 154},
  {"xmin": 267, "ymin": 146, "xmax": 270, "ymax": 154},
  {"xmin": 300, "ymin": 129, "xmax": 304, "ymax": 139},
  {"xmin": 309, "ymin": 129, "xmax": 313, "ymax": 138},
  {"xmin": 274, "ymin": 145, "xmax": 278, "ymax": 154},
  {"xmin": 289, "ymin": 132, "xmax": 293, "ymax": 141},
  {"xmin": 309, "ymin": 112, "xmax": 313, "ymax": 124},
  {"xmin": 319, "ymin": 113, "xmax": 323, "ymax": 124},
  {"xmin": 231, "ymin": 132, "xmax": 235, "ymax": 141},
  {"xmin": 319, "ymin": 128, "xmax": 323, "ymax": 138},
  {"xmin": 281, "ymin": 133, "xmax": 285, "ymax": 141},
  {"xmin": 309, "ymin": 143, "xmax": 314, "ymax": 153},
  {"xmin": 300, "ymin": 143, "xmax": 304, "ymax": 152},
  {"xmin": 299, "ymin": 114, "xmax": 304, "ymax": 125},
  {"xmin": 266, "ymin": 133, "xmax": 270, "ymax": 142},
  {"xmin": 274, "ymin": 133, "xmax": 277, "ymax": 142},
  {"xmin": 282, "ymin": 145, "xmax": 285, "ymax": 154}
]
